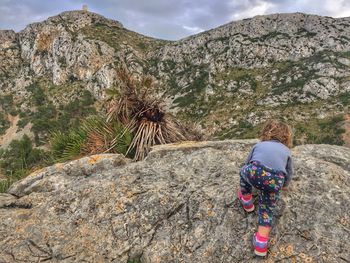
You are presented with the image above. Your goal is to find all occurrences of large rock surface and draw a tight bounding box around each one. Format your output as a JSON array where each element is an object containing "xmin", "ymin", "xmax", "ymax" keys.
[{"xmin": 0, "ymin": 140, "xmax": 349, "ymax": 262}]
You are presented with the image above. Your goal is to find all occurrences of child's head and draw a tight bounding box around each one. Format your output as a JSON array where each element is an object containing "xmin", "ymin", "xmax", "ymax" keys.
[{"xmin": 260, "ymin": 120, "xmax": 293, "ymax": 148}]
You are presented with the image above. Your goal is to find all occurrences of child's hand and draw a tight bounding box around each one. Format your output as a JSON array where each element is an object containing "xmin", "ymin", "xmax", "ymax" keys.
[{"xmin": 282, "ymin": 186, "xmax": 288, "ymax": 191}]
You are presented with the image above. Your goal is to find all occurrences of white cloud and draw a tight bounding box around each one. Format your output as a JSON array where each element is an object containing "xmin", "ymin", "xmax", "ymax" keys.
[
  {"xmin": 183, "ymin": 25, "xmax": 204, "ymax": 34},
  {"xmin": 230, "ymin": 0, "xmax": 276, "ymax": 21},
  {"xmin": 1, "ymin": 0, "xmax": 350, "ymax": 39},
  {"xmin": 323, "ymin": 0, "xmax": 350, "ymax": 17}
]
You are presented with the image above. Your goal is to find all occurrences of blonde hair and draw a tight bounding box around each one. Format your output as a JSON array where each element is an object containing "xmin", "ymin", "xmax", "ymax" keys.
[{"xmin": 260, "ymin": 120, "xmax": 293, "ymax": 148}]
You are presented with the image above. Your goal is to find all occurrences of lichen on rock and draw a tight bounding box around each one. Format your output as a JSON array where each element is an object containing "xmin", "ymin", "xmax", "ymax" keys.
[{"xmin": 0, "ymin": 140, "xmax": 349, "ymax": 262}]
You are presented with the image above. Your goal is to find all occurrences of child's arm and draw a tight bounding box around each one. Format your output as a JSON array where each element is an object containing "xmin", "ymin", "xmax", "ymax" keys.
[{"xmin": 284, "ymin": 156, "xmax": 293, "ymax": 188}]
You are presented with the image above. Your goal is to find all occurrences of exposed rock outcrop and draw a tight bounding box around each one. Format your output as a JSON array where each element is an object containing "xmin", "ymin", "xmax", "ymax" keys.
[{"xmin": 0, "ymin": 140, "xmax": 349, "ymax": 262}]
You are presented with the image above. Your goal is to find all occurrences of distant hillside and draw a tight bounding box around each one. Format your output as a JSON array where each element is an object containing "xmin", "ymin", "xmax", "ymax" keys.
[{"xmin": 0, "ymin": 10, "xmax": 349, "ymax": 148}]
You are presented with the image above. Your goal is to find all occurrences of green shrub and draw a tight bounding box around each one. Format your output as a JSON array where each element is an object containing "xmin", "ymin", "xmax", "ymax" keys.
[
  {"xmin": 81, "ymin": 90, "xmax": 96, "ymax": 106},
  {"xmin": 250, "ymin": 31, "xmax": 289, "ymax": 42},
  {"xmin": 26, "ymin": 82, "xmax": 46, "ymax": 106},
  {"xmin": 49, "ymin": 115, "xmax": 133, "ymax": 162},
  {"xmin": 0, "ymin": 134, "xmax": 52, "ymax": 193},
  {"xmin": 0, "ymin": 94, "xmax": 13, "ymax": 109},
  {"xmin": 50, "ymin": 128, "xmax": 87, "ymax": 162},
  {"xmin": 338, "ymin": 91, "xmax": 350, "ymax": 105},
  {"xmin": 238, "ymin": 120, "xmax": 253, "ymax": 129},
  {"xmin": 0, "ymin": 112, "xmax": 10, "ymax": 135}
]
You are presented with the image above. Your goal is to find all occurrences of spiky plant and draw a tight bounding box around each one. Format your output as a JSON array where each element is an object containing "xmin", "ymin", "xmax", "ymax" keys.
[
  {"xmin": 81, "ymin": 116, "xmax": 132, "ymax": 155},
  {"xmin": 105, "ymin": 68, "xmax": 192, "ymax": 160},
  {"xmin": 49, "ymin": 115, "xmax": 132, "ymax": 162},
  {"xmin": 50, "ymin": 128, "xmax": 88, "ymax": 162}
]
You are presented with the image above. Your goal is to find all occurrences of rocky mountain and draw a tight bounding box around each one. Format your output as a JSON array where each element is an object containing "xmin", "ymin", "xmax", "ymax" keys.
[
  {"xmin": 0, "ymin": 140, "xmax": 349, "ymax": 262},
  {"xmin": 0, "ymin": 10, "xmax": 350, "ymax": 147}
]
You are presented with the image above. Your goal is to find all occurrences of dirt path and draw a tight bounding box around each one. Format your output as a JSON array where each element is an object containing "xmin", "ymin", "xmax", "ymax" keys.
[
  {"xmin": 0, "ymin": 114, "xmax": 33, "ymax": 149},
  {"xmin": 0, "ymin": 114, "xmax": 19, "ymax": 148}
]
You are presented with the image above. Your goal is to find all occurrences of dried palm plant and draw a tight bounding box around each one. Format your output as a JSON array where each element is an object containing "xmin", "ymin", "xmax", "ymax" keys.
[{"xmin": 105, "ymin": 68, "xmax": 192, "ymax": 160}]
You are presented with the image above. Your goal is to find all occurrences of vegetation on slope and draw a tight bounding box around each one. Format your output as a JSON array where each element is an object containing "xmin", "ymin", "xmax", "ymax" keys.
[
  {"xmin": 0, "ymin": 69, "xmax": 197, "ymax": 192},
  {"xmin": 164, "ymin": 50, "xmax": 349, "ymax": 144},
  {"xmin": 0, "ymin": 79, "xmax": 98, "ymax": 192},
  {"xmin": 0, "ymin": 135, "xmax": 49, "ymax": 192},
  {"xmin": 18, "ymin": 79, "xmax": 97, "ymax": 145},
  {"xmin": 80, "ymin": 23, "xmax": 168, "ymax": 54}
]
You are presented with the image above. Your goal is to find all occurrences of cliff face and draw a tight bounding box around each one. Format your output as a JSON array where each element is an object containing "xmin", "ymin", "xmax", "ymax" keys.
[
  {"xmin": 0, "ymin": 11, "xmax": 147, "ymax": 102},
  {"xmin": 0, "ymin": 140, "xmax": 349, "ymax": 262},
  {"xmin": 0, "ymin": 11, "xmax": 349, "ymax": 144}
]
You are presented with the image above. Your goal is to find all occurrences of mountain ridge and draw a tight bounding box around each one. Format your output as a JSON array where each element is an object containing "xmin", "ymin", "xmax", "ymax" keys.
[
  {"xmin": 14, "ymin": 10, "xmax": 350, "ymax": 40},
  {"xmin": 179, "ymin": 12, "xmax": 350, "ymax": 42},
  {"xmin": 0, "ymin": 10, "xmax": 349, "ymax": 148}
]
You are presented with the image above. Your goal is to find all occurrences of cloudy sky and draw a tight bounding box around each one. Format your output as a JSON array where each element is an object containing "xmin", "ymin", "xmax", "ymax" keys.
[{"xmin": 1, "ymin": 0, "xmax": 350, "ymax": 40}]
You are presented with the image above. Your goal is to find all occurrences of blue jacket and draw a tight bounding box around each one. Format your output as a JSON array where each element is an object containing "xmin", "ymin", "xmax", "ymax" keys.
[{"xmin": 244, "ymin": 140, "xmax": 293, "ymax": 187}]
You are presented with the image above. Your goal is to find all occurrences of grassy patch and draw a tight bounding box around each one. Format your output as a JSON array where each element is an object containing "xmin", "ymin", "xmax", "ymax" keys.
[
  {"xmin": 80, "ymin": 23, "xmax": 168, "ymax": 54},
  {"xmin": 293, "ymin": 115, "xmax": 345, "ymax": 145}
]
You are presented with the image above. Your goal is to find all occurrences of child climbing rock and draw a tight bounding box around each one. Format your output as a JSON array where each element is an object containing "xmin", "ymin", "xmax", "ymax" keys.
[{"xmin": 237, "ymin": 120, "xmax": 293, "ymax": 257}]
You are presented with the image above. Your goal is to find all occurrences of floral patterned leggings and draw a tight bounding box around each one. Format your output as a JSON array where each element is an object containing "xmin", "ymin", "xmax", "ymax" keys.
[{"xmin": 240, "ymin": 161, "xmax": 285, "ymax": 227}]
